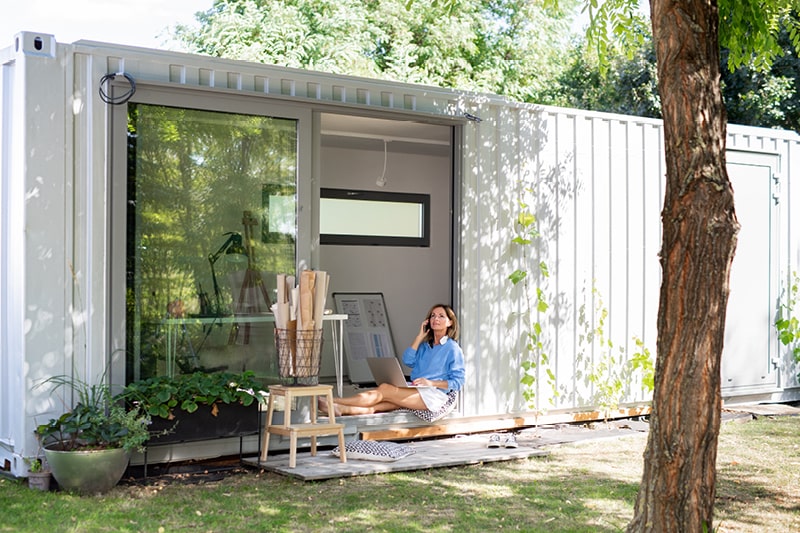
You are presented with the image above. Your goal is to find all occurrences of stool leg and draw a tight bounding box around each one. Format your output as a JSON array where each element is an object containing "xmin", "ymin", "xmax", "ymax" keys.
[
  {"xmin": 260, "ymin": 396, "xmax": 276, "ymax": 462},
  {"xmin": 289, "ymin": 431, "xmax": 297, "ymax": 468},
  {"xmin": 325, "ymin": 391, "xmax": 336, "ymax": 423},
  {"xmin": 337, "ymin": 428, "xmax": 347, "ymax": 463},
  {"xmin": 327, "ymin": 390, "xmax": 345, "ymax": 463}
]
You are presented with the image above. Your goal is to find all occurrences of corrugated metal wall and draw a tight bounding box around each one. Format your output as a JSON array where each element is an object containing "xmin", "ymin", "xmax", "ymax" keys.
[
  {"xmin": 459, "ymin": 104, "xmax": 666, "ymax": 416},
  {"xmin": 725, "ymin": 127, "xmax": 800, "ymax": 396},
  {"xmin": 458, "ymin": 107, "xmax": 800, "ymax": 416}
]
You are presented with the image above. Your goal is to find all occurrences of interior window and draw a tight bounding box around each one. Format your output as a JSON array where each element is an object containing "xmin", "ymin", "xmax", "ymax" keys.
[
  {"xmin": 320, "ymin": 188, "xmax": 430, "ymax": 246},
  {"xmin": 125, "ymin": 103, "xmax": 297, "ymax": 381}
]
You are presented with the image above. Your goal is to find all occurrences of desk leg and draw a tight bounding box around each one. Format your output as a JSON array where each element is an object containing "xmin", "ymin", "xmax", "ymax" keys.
[
  {"xmin": 330, "ymin": 319, "xmax": 344, "ymax": 397},
  {"xmin": 165, "ymin": 324, "xmax": 174, "ymax": 378}
]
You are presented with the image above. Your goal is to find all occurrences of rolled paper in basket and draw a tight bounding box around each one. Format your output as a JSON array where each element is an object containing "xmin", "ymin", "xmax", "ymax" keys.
[
  {"xmin": 312, "ymin": 271, "xmax": 328, "ymax": 359},
  {"xmin": 299, "ymin": 270, "xmax": 315, "ymax": 331}
]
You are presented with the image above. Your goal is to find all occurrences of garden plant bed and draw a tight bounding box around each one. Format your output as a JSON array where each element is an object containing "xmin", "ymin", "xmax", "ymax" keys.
[{"xmin": 147, "ymin": 402, "xmax": 260, "ymax": 445}]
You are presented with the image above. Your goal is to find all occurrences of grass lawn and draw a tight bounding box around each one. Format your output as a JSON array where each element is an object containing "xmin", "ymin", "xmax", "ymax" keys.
[{"xmin": 1, "ymin": 415, "xmax": 797, "ymax": 532}]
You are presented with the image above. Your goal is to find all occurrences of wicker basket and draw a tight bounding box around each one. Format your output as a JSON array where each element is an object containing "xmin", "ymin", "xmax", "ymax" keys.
[{"xmin": 274, "ymin": 328, "xmax": 324, "ymax": 385}]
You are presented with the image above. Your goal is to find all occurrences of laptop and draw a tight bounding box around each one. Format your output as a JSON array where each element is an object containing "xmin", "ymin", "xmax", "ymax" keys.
[{"xmin": 366, "ymin": 357, "xmax": 418, "ymax": 388}]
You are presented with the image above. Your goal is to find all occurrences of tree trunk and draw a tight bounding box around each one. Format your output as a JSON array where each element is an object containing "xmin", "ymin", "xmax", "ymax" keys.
[{"xmin": 627, "ymin": 0, "xmax": 739, "ymax": 531}]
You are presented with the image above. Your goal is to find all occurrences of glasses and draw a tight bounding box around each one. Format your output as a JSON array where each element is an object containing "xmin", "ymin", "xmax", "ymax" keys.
[{"xmin": 430, "ymin": 313, "xmax": 448, "ymax": 320}]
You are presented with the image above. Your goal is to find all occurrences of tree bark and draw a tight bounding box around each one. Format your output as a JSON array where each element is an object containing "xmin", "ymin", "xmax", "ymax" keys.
[{"xmin": 628, "ymin": 0, "xmax": 739, "ymax": 531}]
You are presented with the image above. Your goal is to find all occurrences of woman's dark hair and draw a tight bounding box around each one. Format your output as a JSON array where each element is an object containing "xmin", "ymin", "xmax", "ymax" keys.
[{"xmin": 424, "ymin": 304, "xmax": 459, "ymax": 345}]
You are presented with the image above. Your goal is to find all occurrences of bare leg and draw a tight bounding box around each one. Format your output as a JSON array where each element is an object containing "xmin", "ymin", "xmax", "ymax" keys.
[
  {"xmin": 318, "ymin": 396, "xmax": 342, "ymax": 416},
  {"xmin": 320, "ymin": 384, "xmax": 427, "ymax": 415}
]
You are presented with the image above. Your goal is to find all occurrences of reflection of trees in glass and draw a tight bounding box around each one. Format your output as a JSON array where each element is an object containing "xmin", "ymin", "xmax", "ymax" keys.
[{"xmin": 126, "ymin": 104, "xmax": 297, "ymax": 378}]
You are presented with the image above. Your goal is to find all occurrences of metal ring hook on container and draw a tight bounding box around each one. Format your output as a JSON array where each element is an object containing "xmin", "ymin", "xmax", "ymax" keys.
[{"xmin": 99, "ymin": 72, "xmax": 136, "ymax": 105}]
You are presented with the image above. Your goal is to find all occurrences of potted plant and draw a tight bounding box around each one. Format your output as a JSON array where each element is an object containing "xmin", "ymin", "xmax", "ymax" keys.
[
  {"xmin": 25, "ymin": 456, "xmax": 51, "ymax": 491},
  {"xmin": 35, "ymin": 375, "xmax": 151, "ymax": 494},
  {"xmin": 122, "ymin": 370, "xmax": 268, "ymax": 445}
]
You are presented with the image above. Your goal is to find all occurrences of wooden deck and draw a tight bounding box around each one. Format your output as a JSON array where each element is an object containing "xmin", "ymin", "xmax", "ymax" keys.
[
  {"xmin": 239, "ymin": 402, "xmax": 655, "ymax": 480},
  {"xmin": 242, "ymin": 434, "xmax": 549, "ymax": 481},
  {"xmin": 351, "ymin": 406, "xmax": 652, "ymax": 441}
]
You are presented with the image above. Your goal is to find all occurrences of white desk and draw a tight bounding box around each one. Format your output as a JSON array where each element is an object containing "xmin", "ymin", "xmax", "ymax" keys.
[{"xmin": 163, "ymin": 313, "xmax": 348, "ymax": 396}]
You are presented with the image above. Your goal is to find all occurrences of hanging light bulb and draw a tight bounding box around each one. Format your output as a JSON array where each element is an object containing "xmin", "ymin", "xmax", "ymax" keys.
[{"xmin": 376, "ymin": 139, "xmax": 389, "ymax": 187}]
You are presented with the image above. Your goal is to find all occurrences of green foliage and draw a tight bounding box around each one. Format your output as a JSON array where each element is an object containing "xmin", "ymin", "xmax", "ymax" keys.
[
  {"xmin": 25, "ymin": 458, "xmax": 44, "ymax": 473},
  {"xmin": 581, "ymin": 288, "xmax": 622, "ymax": 419},
  {"xmin": 509, "ymin": 191, "xmax": 556, "ymax": 413},
  {"xmin": 560, "ymin": 25, "xmax": 800, "ymax": 130},
  {"xmin": 173, "ymin": 0, "xmax": 579, "ymax": 104},
  {"xmin": 718, "ymin": 0, "xmax": 800, "ymax": 72},
  {"xmin": 775, "ymin": 271, "xmax": 800, "ymax": 364},
  {"xmin": 582, "ymin": 0, "xmax": 800, "ymax": 76},
  {"xmin": 121, "ymin": 371, "xmax": 268, "ymax": 420},
  {"xmin": 566, "ymin": 1, "xmax": 800, "ymax": 131},
  {"xmin": 630, "ymin": 336, "xmax": 655, "ymax": 393},
  {"xmin": 721, "ymin": 28, "xmax": 800, "ymax": 130},
  {"xmin": 175, "ymin": 1, "xmax": 800, "ymax": 128},
  {"xmin": 578, "ymin": 286, "xmax": 654, "ymax": 420},
  {"xmin": 580, "ymin": 0, "xmax": 649, "ymax": 75},
  {"xmin": 35, "ymin": 376, "xmax": 151, "ymax": 453},
  {"xmin": 555, "ymin": 34, "xmax": 660, "ymax": 117}
]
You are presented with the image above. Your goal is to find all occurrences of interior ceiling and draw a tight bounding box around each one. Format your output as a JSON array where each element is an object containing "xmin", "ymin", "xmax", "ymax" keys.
[{"xmin": 320, "ymin": 113, "xmax": 452, "ymax": 156}]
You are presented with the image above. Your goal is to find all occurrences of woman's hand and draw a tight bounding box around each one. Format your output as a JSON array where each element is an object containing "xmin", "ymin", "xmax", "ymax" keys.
[
  {"xmin": 410, "ymin": 377, "xmax": 447, "ymax": 389},
  {"xmin": 410, "ymin": 319, "xmax": 430, "ymax": 350},
  {"xmin": 419, "ymin": 319, "xmax": 430, "ymax": 336}
]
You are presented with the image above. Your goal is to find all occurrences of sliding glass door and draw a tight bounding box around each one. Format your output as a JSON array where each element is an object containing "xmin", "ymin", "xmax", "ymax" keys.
[{"xmin": 114, "ymin": 90, "xmax": 310, "ymax": 383}]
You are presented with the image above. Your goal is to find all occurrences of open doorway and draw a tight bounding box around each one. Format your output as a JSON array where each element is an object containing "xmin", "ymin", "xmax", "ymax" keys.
[{"xmin": 317, "ymin": 113, "xmax": 457, "ymax": 382}]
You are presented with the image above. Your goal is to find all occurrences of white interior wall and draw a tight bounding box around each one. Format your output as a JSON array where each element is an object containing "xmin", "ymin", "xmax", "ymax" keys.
[{"xmin": 318, "ymin": 138, "xmax": 452, "ymax": 376}]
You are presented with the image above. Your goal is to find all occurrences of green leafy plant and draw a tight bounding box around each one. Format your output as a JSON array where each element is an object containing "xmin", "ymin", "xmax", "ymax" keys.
[
  {"xmin": 775, "ymin": 270, "xmax": 800, "ymax": 363},
  {"xmin": 122, "ymin": 371, "xmax": 267, "ymax": 420},
  {"xmin": 582, "ymin": 289, "xmax": 622, "ymax": 420},
  {"xmin": 579, "ymin": 285, "xmax": 655, "ymax": 421},
  {"xmin": 35, "ymin": 376, "xmax": 151, "ymax": 453},
  {"xmin": 509, "ymin": 190, "xmax": 557, "ymax": 413},
  {"xmin": 25, "ymin": 457, "xmax": 44, "ymax": 473},
  {"xmin": 630, "ymin": 336, "xmax": 655, "ymax": 394}
]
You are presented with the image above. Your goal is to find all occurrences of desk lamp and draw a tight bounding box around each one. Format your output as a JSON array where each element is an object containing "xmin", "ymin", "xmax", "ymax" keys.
[{"xmin": 208, "ymin": 232, "xmax": 248, "ymax": 316}]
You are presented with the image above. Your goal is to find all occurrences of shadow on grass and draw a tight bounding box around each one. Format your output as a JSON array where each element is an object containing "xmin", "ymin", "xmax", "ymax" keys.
[
  {"xmin": 0, "ymin": 456, "xmax": 639, "ymax": 532},
  {"xmin": 4, "ymin": 417, "xmax": 798, "ymax": 533},
  {"xmin": 226, "ymin": 458, "xmax": 643, "ymax": 532},
  {"xmin": 714, "ymin": 458, "xmax": 799, "ymax": 530}
]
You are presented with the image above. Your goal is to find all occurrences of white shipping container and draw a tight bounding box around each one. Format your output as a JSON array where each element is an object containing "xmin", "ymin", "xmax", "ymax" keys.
[{"xmin": 1, "ymin": 32, "xmax": 798, "ymax": 476}]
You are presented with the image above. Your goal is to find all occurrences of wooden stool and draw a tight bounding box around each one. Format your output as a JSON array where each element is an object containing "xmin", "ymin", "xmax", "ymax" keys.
[{"xmin": 259, "ymin": 384, "xmax": 346, "ymax": 468}]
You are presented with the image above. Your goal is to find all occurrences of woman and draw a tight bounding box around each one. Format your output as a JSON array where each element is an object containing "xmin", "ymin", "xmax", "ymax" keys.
[{"xmin": 320, "ymin": 304, "xmax": 465, "ymax": 416}]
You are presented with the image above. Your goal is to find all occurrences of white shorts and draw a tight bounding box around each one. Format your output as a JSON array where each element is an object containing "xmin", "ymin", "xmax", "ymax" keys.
[{"xmin": 416, "ymin": 386, "xmax": 449, "ymax": 412}]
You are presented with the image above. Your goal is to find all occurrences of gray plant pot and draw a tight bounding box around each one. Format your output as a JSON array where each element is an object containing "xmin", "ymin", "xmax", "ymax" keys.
[
  {"xmin": 27, "ymin": 471, "xmax": 52, "ymax": 491},
  {"xmin": 44, "ymin": 445, "xmax": 130, "ymax": 494}
]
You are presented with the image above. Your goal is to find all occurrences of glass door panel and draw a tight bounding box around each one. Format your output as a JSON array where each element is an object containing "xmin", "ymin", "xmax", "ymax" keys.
[{"xmin": 126, "ymin": 103, "xmax": 297, "ymax": 381}]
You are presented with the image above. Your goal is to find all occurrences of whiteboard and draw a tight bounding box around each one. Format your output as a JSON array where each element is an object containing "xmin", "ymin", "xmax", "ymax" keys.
[{"xmin": 333, "ymin": 292, "xmax": 397, "ymax": 384}]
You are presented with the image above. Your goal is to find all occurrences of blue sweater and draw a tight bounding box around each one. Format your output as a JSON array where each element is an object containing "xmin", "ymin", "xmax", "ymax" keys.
[{"xmin": 402, "ymin": 337, "xmax": 465, "ymax": 392}]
